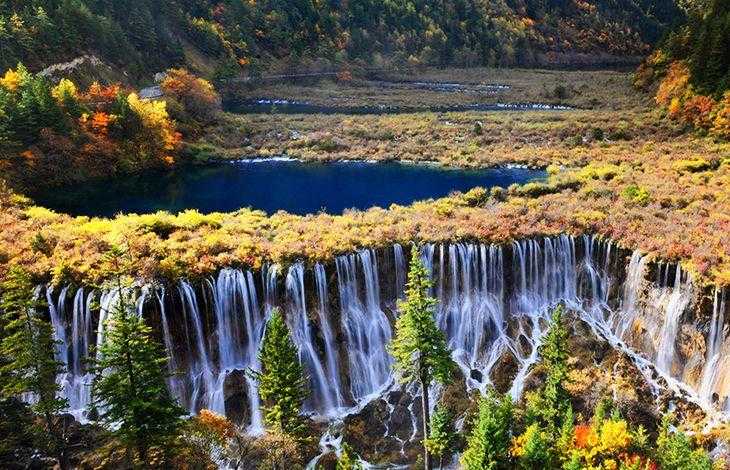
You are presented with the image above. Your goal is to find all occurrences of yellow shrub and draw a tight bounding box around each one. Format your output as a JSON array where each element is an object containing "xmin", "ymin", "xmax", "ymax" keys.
[
  {"xmin": 0, "ymin": 68, "xmax": 21, "ymax": 91},
  {"xmin": 672, "ymin": 159, "xmax": 713, "ymax": 173},
  {"xmin": 711, "ymin": 91, "xmax": 730, "ymax": 139},
  {"xmin": 575, "ymin": 210, "xmax": 607, "ymax": 225},
  {"xmin": 127, "ymin": 92, "xmax": 180, "ymax": 151},
  {"xmin": 52, "ymin": 78, "xmax": 78, "ymax": 102},
  {"xmin": 511, "ymin": 423, "xmax": 540, "ymax": 458},
  {"xmin": 578, "ymin": 163, "xmax": 622, "ymax": 181},
  {"xmin": 599, "ymin": 420, "xmax": 631, "ymax": 453},
  {"xmin": 24, "ymin": 206, "xmax": 59, "ymax": 222}
]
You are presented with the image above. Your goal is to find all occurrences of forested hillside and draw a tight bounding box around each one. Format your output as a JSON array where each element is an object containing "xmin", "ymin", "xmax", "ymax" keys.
[
  {"xmin": 636, "ymin": 0, "xmax": 729, "ymax": 137},
  {"xmin": 2, "ymin": 0, "xmax": 680, "ymax": 80}
]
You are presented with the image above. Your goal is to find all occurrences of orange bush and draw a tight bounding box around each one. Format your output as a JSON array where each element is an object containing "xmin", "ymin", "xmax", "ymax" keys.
[
  {"xmin": 574, "ymin": 424, "xmax": 592, "ymax": 448},
  {"xmin": 90, "ymin": 111, "xmax": 112, "ymax": 135},
  {"xmin": 682, "ymin": 94, "xmax": 716, "ymax": 129},
  {"xmin": 161, "ymin": 68, "xmax": 220, "ymax": 124},
  {"xmin": 81, "ymin": 82, "xmax": 121, "ymax": 111},
  {"xmin": 655, "ymin": 61, "xmax": 691, "ymax": 108},
  {"xmin": 196, "ymin": 409, "xmax": 236, "ymax": 440}
]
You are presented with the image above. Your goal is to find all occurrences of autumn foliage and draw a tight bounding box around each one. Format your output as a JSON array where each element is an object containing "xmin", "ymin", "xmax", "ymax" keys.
[
  {"xmin": 0, "ymin": 64, "xmax": 181, "ymax": 187},
  {"xmin": 653, "ymin": 60, "xmax": 730, "ymax": 139},
  {"xmin": 161, "ymin": 68, "xmax": 221, "ymax": 126}
]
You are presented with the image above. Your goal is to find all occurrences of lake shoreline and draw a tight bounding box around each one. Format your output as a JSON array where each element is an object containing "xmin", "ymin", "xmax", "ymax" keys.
[{"xmin": 29, "ymin": 160, "xmax": 546, "ymax": 218}]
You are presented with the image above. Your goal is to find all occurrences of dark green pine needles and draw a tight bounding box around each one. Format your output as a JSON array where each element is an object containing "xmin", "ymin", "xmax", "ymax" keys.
[
  {"xmin": 250, "ymin": 308, "xmax": 308, "ymax": 437},
  {"xmin": 91, "ymin": 248, "xmax": 184, "ymax": 463},
  {"xmin": 389, "ymin": 246, "xmax": 454, "ymax": 469},
  {"xmin": 0, "ymin": 266, "xmax": 70, "ymax": 468}
]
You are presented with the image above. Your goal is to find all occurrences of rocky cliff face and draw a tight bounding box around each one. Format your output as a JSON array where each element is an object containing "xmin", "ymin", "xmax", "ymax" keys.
[{"xmin": 42, "ymin": 234, "xmax": 728, "ymax": 464}]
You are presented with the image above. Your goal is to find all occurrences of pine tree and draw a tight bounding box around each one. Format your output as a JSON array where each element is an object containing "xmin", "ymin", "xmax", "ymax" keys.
[
  {"xmin": 249, "ymin": 307, "xmax": 308, "ymax": 436},
  {"xmin": 0, "ymin": 266, "xmax": 70, "ymax": 469},
  {"xmin": 655, "ymin": 414, "xmax": 713, "ymax": 470},
  {"xmin": 460, "ymin": 390, "xmax": 514, "ymax": 470},
  {"xmin": 389, "ymin": 245, "xmax": 454, "ymax": 470},
  {"xmin": 91, "ymin": 246, "xmax": 184, "ymax": 464},
  {"xmin": 337, "ymin": 442, "xmax": 363, "ymax": 470},
  {"xmin": 525, "ymin": 304, "xmax": 571, "ymax": 438},
  {"xmin": 424, "ymin": 404, "xmax": 457, "ymax": 469}
]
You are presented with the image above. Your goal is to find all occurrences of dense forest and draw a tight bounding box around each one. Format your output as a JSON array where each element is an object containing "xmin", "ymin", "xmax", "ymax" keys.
[
  {"xmin": 1, "ymin": 0, "xmax": 681, "ymax": 78},
  {"xmin": 0, "ymin": 65, "xmax": 220, "ymax": 187},
  {"xmin": 636, "ymin": 0, "xmax": 729, "ymax": 136}
]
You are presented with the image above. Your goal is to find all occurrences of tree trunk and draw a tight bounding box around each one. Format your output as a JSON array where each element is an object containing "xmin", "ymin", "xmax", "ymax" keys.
[
  {"xmin": 420, "ymin": 372, "xmax": 432, "ymax": 470},
  {"xmin": 137, "ymin": 440, "xmax": 148, "ymax": 467}
]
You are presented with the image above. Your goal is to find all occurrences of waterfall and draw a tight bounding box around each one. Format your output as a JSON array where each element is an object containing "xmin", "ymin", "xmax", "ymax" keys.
[
  {"xmin": 263, "ymin": 263, "xmax": 279, "ymax": 314},
  {"xmin": 315, "ymin": 263, "xmax": 345, "ymax": 413},
  {"xmin": 699, "ymin": 288, "xmax": 727, "ymax": 407},
  {"xmin": 209, "ymin": 267, "xmax": 269, "ymax": 432},
  {"xmin": 44, "ymin": 233, "xmax": 726, "ymax": 437},
  {"xmin": 335, "ymin": 250, "xmax": 393, "ymax": 402},
  {"xmin": 433, "ymin": 243, "xmax": 508, "ymax": 393},
  {"xmin": 656, "ymin": 266, "xmax": 691, "ymax": 373},
  {"xmin": 156, "ymin": 287, "xmax": 187, "ymax": 409},
  {"xmin": 286, "ymin": 263, "xmax": 339, "ymax": 415},
  {"xmin": 611, "ymin": 251, "xmax": 648, "ymax": 338},
  {"xmin": 394, "ymin": 243, "xmax": 406, "ymax": 299},
  {"xmin": 179, "ymin": 280, "xmax": 217, "ymax": 413},
  {"xmin": 46, "ymin": 285, "xmax": 70, "ymax": 366}
]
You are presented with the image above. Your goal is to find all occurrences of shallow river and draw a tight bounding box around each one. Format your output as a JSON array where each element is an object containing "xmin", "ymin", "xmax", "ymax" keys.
[{"xmin": 31, "ymin": 160, "xmax": 546, "ymax": 217}]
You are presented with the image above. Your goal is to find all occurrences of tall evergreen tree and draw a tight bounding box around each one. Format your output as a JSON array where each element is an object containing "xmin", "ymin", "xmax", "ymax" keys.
[
  {"xmin": 250, "ymin": 307, "xmax": 308, "ymax": 436},
  {"xmin": 91, "ymin": 246, "xmax": 184, "ymax": 464},
  {"xmin": 424, "ymin": 404, "xmax": 457, "ymax": 469},
  {"xmin": 0, "ymin": 266, "xmax": 70, "ymax": 469},
  {"xmin": 389, "ymin": 246, "xmax": 454, "ymax": 470},
  {"xmin": 525, "ymin": 304, "xmax": 571, "ymax": 438},
  {"xmin": 460, "ymin": 390, "xmax": 514, "ymax": 470}
]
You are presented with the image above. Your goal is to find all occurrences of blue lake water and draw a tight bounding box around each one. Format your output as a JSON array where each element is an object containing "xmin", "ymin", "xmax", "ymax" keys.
[{"xmin": 31, "ymin": 160, "xmax": 546, "ymax": 217}]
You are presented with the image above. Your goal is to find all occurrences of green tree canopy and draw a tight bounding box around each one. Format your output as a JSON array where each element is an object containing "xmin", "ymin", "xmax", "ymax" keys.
[
  {"xmin": 389, "ymin": 245, "xmax": 454, "ymax": 469},
  {"xmin": 91, "ymin": 247, "xmax": 184, "ymax": 463},
  {"xmin": 0, "ymin": 266, "xmax": 70, "ymax": 468},
  {"xmin": 250, "ymin": 307, "xmax": 308, "ymax": 437},
  {"xmin": 461, "ymin": 390, "xmax": 514, "ymax": 470}
]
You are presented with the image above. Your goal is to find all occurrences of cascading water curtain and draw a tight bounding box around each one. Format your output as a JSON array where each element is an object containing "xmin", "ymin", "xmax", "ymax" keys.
[{"xmin": 42, "ymin": 234, "xmax": 730, "ymax": 428}]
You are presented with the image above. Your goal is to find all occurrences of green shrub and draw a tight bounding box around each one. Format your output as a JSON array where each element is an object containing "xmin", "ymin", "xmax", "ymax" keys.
[
  {"xmin": 622, "ymin": 185, "xmax": 651, "ymax": 205},
  {"xmin": 655, "ymin": 415, "xmax": 712, "ymax": 470},
  {"xmin": 463, "ymin": 187, "xmax": 489, "ymax": 206}
]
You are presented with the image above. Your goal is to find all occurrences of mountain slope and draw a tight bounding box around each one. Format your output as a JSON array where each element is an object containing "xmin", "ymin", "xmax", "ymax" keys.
[
  {"xmin": 636, "ymin": 0, "xmax": 729, "ymax": 137},
  {"xmin": 1, "ymin": 0, "xmax": 681, "ymax": 80}
]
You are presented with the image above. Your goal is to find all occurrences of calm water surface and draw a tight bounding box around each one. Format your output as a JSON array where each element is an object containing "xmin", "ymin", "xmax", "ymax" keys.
[{"xmin": 32, "ymin": 160, "xmax": 546, "ymax": 217}]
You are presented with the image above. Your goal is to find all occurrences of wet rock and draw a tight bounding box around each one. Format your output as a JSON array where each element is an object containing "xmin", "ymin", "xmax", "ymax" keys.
[
  {"xmin": 491, "ymin": 351, "xmax": 519, "ymax": 394},
  {"xmin": 342, "ymin": 391, "xmax": 425, "ymax": 466},
  {"xmin": 316, "ymin": 452, "xmax": 339, "ymax": 469},
  {"xmin": 223, "ymin": 369, "xmax": 250, "ymax": 425}
]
